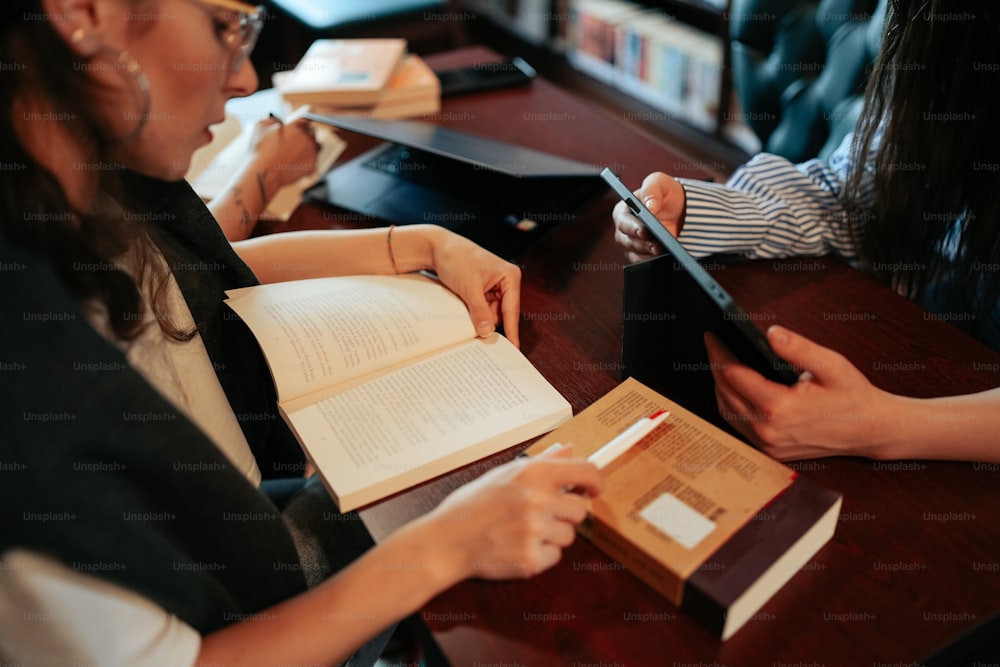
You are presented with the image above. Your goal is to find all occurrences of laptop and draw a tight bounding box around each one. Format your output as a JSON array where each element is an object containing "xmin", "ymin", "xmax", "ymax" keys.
[{"xmin": 303, "ymin": 114, "xmax": 604, "ymax": 258}]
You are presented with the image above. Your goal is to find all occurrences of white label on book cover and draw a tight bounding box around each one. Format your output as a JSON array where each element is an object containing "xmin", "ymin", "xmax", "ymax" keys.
[{"xmin": 640, "ymin": 493, "xmax": 716, "ymax": 550}]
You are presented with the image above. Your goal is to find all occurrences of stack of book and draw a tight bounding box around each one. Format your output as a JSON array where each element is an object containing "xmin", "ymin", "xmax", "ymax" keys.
[
  {"xmin": 566, "ymin": 0, "xmax": 723, "ymax": 132},
  {"xmin": 273, "ymin": 39, "xmax": 441, "ymax": 120}
]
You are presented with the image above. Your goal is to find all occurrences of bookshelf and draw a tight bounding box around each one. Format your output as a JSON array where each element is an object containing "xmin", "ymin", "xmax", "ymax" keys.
[{"xmin": 461, "ymin": 0, "xmax": 752, "ymax": 174}]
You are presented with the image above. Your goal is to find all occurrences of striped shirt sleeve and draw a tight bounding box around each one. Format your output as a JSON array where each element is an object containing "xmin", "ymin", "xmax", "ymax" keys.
[{"xmin": 675, "ymin": 132, "xmax": 876, "ymax": 262}]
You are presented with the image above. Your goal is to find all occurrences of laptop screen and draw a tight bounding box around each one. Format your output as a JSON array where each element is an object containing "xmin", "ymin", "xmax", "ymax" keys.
[{"xmin": 305, "ymin": 113, "xmax": 600, "ymax": 178}]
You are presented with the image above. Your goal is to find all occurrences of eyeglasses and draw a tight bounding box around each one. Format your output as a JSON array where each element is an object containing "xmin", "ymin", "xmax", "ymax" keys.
[{"xmin": 195, "ymin": 0, "xmax": 265, "ymax": 73}]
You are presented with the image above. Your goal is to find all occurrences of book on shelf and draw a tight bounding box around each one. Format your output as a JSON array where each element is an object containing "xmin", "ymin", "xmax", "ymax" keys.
[
  {"xmin": 524, "ymin": 377, "xmax": 842, "ymax": 641},
  {"xmin": 272, "ymin": 38, "xmax": 408, "ymax": 108},
  {"xmin": 665, "ymin": 22, "xmax": 722, "ymax": 130},
  {"xmin": 624, "ymin": 8, "xmax": 722, "ymax": 130},
  {"xmin": 566, "ymin": 0, "xmax": 723, "ymax": 131},
  {"xmin": 286, "ymin": 54, "xmax": 441, "ymax": 120},
  {"xmin": 567, "ymin": 0, "xmax": 646, "ymax": 84},
  {"xmin": 225, "ymin": 273, "xmax": 572, "ymax": 512}
]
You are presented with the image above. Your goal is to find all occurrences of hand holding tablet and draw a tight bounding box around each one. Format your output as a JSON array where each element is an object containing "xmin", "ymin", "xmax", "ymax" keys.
[{"xmin": 602, "ymin": 168, "xmax": 800, "ymax": 387}]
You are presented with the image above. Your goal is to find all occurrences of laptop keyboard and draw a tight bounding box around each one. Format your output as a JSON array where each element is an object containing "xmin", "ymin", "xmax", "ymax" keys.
[
  {"xmin": 361, "ymin": 143, "xmax": 470, "ymax": 188},
  {"xmin": 361, "ymin": 143, "xmax": 419, "ymax": 175}
]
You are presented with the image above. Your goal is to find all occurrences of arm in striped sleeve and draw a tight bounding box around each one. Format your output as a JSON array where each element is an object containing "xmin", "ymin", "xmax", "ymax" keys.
[{"xmin": 675, "ymin": 133, "xmax": 875, "ymax": 262}]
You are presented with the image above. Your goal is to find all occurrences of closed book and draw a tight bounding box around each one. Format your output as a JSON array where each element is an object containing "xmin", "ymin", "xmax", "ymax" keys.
[
  {"xmin": 273, "ymin": 38, "xmax": 408, "ymax": 108},
  {"xmin": 309, "ymin": 95, "xmax": 440, "ymax": 121},
  {"xmin": 525, "ymin": 377, "xmax": 841, "ymax": 640},
  {"xmin": 679, "ymin": 473, "xmax": 841, "ymax": 639},
  {"xmin": 301, "ymin": 55, "xmax": 441, "ymax": 120}
]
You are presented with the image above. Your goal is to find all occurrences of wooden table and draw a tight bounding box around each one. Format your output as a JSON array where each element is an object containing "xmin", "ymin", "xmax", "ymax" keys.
[{"xmin": 278, "ymin": 46, "xmax": 1000, "ymax": 666}]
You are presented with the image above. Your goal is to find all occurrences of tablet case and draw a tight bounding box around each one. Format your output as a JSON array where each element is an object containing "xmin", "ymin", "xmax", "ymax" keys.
[
  {"xmin": 622, "ymin": 254, "xmax": 799, "ymax": 431},
  {"xmin": 623, "ymin": 254, "xmax": 723, "ymax": 426}
]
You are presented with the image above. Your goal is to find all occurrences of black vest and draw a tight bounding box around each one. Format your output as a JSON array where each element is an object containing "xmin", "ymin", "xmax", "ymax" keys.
[{"xmin": 0, "ymin": 173, "xmax": 308, "ymax": 632}]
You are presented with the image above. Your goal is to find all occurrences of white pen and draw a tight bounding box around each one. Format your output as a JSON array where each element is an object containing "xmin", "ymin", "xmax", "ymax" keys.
[{"xmin": 586, "ymin": 410, "xmax": 670, "ymax": 470}]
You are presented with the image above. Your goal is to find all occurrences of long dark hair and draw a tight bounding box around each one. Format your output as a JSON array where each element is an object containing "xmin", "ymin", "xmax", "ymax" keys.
[
  {"xmin": 847, "ymin": 0, "xmax": 1000, "ymax": 332},
  {"xmin": 1, "ymin": 1, "xmax": 191, "ymax": 342}
]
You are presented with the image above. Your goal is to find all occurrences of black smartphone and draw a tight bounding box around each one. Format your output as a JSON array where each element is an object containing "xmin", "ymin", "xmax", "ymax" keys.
[
  {"xmin": 434, "ymin": 57, "xmax": 536, "ymax": 98},
  {"xmin": 603, "ymin": 168, "xmax": 800, "ymax": 387}
]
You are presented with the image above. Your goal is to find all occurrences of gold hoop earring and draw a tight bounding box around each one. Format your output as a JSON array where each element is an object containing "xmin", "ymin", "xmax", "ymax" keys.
[
  {"xmin": 109, "ymin": 49, "xmax": 151, "ymax": 144},
  {"xmin": 76, "ymin": 47, "xmax": 152, "ymax": 144}
]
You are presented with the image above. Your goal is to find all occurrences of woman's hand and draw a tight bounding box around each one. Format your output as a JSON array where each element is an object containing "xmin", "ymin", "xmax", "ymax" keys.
[
  {"xmin": 705, "ymin": 325, "xmax": 897, "ymax": 460},
  {"xmin": 612, "ymin": 171, "xmax": 686, "ymax": 263},
  {"xmin": 248, "ymin": 115, "xmax": 320, "ymax": 197},
  {"xmin": 427, "ymin": 228, "xmax": 523, "ymax": 347},
  {"xmin": 198, "ymin": 446, "xmax": 601, "ymax": 666},
  {"xmin": 210, "ymin": 115, "xmax": 321, "ymax": 242},
  {"xmin": 421, "ymin": 445, "xmax": 603, "ymax": 582}
]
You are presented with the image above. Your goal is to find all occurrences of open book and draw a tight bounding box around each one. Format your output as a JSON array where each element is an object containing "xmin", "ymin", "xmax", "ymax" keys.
[
  {"xmin": 525, "ymin": 378, "xmax": 842, "ymax": 640},
  {"xmin": 225, "ymin": 273, "xmax": 572, "ymax": 511}
]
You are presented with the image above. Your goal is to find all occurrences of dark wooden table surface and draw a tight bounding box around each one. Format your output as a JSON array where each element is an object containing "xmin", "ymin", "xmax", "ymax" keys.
[{"xmin": 277, "ymin": 46, "xmax": 1000, "ymax": 667}]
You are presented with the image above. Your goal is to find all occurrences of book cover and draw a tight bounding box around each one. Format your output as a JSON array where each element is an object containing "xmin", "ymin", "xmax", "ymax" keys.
[
  {"xmin": 273, "ymin": 38, "xmax": 408, "ymax": 108},
  {"xmin": 299, "ymin": 55, "xmax": 442, "ymax": 120},
  {"xmin": 225, "ymin": 273, "xmax": 572, "ymax": 512},
  {"xmin": 525, "ymin": 377, "xmax": 841, "ymax": 640}
]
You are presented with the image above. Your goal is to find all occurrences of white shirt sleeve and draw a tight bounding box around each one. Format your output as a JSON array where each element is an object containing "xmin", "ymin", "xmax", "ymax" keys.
[
  {"xmin": 675, "ymin": 131, "xmax": 877, "ymax": 262},
  {"xmin": 0, "ymin": 550, "xmax": 201, "ymax": 667}
]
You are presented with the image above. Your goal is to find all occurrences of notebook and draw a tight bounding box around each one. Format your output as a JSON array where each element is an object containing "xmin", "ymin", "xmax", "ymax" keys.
[{"xmin": 303, "ymin": 114, "xmax": 604, "ymax": 258}]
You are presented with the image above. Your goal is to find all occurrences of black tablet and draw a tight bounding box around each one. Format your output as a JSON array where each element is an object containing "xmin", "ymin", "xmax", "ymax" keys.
[{"xmin": 603, "ymin": 168, "xmax": 800, "ymax": 388}]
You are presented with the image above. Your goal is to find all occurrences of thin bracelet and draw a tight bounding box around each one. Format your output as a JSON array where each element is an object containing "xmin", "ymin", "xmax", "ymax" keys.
[{"xmin": 386, "ymin": 225, "xmax": 399, "ymax": 274}]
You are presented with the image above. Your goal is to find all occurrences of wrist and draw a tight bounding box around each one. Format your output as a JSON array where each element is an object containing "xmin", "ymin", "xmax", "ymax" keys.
[
  {"xmin": 865, "ymin": 391, "xmax": 917, "ymax": 460},
  {"xmin": 256, "ymin": 167, "xmax": 282, "ymax": 205},
  {"xmin": 226, "ymin": 161, "xmax": 273, "ymax": 212},
  {"xmin": 389, "ymin": 224, "xmax": 447, "ymax": 274},
  {"xmin": 383, "ymin": 513, "xmax": 468, "ymax": 596}
]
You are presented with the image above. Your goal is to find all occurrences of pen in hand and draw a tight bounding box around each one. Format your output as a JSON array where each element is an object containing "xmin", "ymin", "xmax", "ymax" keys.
[
  {"xmin": 268, "ymin": 109, "xmax": 321, "ymax": 153},
  {"xmin": 587, "ymin": 410, "xmax": 669, "ymax": 469},
  {"xmin": 520, "ymin": 411, "xmax": 670, "ymax": 471}
]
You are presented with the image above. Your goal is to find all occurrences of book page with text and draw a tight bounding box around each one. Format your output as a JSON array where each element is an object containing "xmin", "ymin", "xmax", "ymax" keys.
[
  {"xmin": 281, "ymin": 334, "xmax": 572, "ymax": 511},
  {"xmin": 225, "ymin": 274, "xmax": 476, "ymax": 402}
]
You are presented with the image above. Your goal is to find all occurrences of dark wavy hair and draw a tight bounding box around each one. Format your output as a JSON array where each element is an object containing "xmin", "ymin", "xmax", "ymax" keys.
[
  {"xmin": 846, "ymin": 0, "xmax": 1000, "ymax": 334},
  {"xmin": 1, "ymin": 1, "xmax": 192, "ymax": 342}
]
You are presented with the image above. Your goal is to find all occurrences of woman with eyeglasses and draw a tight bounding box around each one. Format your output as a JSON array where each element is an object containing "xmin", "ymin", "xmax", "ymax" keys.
[
  {"xmin": 190, "ymin": 1, "xmax": 323, "ymax": 242},
  {"xmin": 0, "ymin": 1, "xmax": 603, "ymax": 665}
]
